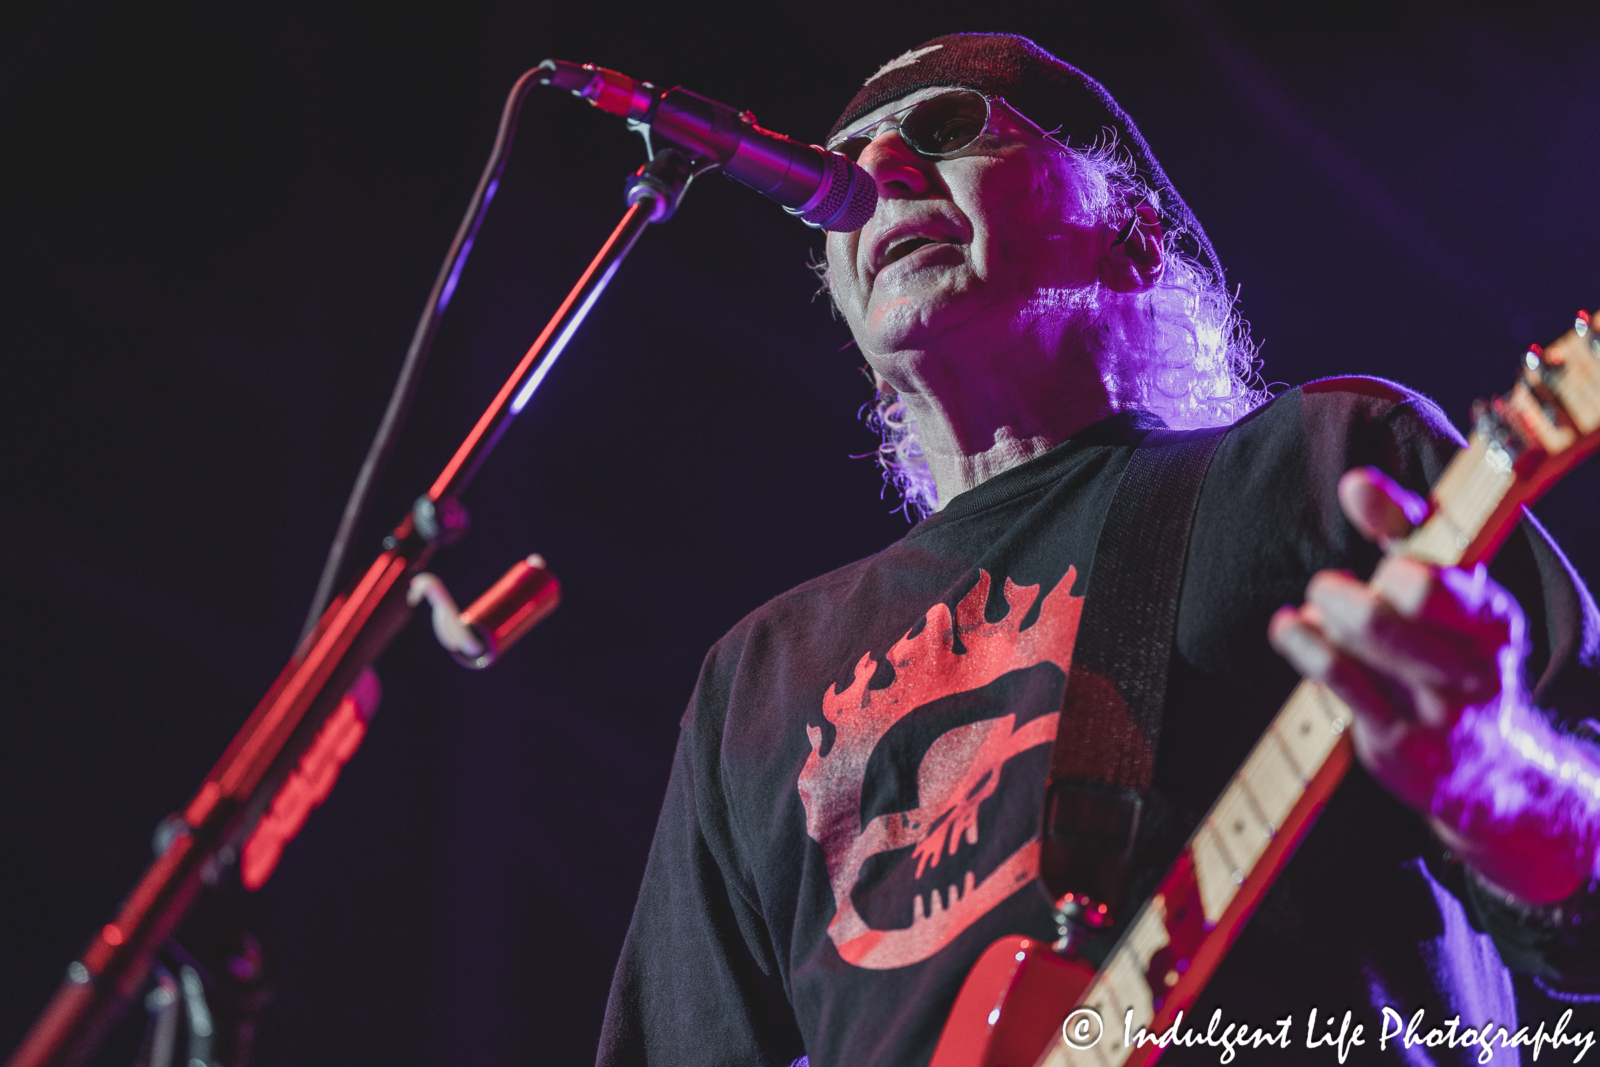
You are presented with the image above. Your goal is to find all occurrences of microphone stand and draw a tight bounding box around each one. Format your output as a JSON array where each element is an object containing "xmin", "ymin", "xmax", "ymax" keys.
[{"xmin": 5, "ymin": 147, "xmax": 713, "ymax": 1067}]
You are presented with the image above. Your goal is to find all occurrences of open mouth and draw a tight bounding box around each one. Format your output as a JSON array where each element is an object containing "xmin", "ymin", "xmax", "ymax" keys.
[
  {"xmin": 882, "ymin": 235, "xmax": 940, "ymax": 267},
  {"xmin": 870, "ymin": 224, "xmax": 963, "ymax": 278}
]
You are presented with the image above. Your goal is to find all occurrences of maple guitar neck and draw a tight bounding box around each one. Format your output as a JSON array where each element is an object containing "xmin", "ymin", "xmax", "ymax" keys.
[{"xmin": 1021, "ymin": 313, "xmax": 1600, "ymax": 1067}]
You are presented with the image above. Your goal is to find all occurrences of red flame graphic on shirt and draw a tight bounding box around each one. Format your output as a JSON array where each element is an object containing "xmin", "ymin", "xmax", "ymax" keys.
[{"xmin": 797, "ymin": 568, "xmax": 1082, "ymax": 969}]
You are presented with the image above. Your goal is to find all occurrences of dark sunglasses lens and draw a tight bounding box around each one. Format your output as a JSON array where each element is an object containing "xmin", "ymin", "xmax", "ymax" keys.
[
  {"xmin": 835, "ymin": 136, "xmax": 873, "ymax": 162},
  {"xmin": 902, "ymin": 91, "xmax": 989, "ymax": 156}
]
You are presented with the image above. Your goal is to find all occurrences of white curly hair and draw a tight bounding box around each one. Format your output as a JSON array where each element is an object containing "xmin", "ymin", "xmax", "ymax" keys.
[{"xmin": 838, "ymin": 140, "xmax": 1266, "ymax": 521}]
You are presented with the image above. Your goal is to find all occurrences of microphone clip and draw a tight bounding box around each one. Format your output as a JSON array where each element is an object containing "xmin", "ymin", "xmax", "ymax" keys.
[{"xmin": 623, "ymin": 147, "xmax": 719, "ymax": 224}]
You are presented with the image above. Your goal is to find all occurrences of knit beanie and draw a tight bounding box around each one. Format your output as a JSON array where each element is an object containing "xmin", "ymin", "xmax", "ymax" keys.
[{"xmin": 829, "ymin": 33, "xmax": 1222, "ymax": 282}]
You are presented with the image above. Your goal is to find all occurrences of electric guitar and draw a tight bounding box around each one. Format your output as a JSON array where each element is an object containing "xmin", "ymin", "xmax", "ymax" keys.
[{"xmin": 929, "ymin": 309, "xmax": 1600, "ymax": 1067}]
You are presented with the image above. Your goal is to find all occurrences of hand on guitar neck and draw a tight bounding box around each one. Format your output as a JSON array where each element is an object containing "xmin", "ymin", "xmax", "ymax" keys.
[{"xmin": 1269, "ymin": 466, "xmax": 1597, "ymax": 906}]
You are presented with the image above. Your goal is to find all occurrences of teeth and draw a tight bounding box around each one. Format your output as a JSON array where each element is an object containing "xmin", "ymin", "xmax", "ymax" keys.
[{"xmin": 881, "ymin": 235, "xmax": 938, "ymax": 268}]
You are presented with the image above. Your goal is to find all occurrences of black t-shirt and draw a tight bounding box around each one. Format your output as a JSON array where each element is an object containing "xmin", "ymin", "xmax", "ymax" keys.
[{"xmin": 597, "ymin": 379, "xmax": 1600, "ymax": 1067}]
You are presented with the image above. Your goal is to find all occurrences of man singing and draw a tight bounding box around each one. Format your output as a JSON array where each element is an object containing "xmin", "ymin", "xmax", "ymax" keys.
[{"xmin": 597, "ymin": 34, "xmax": 1600, "ymax": 1066}]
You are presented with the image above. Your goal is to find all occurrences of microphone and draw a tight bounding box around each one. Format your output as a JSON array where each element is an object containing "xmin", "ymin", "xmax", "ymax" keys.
[{"xmin": 537, "ymin": 59, "xmax": 877, "ymax": 232}]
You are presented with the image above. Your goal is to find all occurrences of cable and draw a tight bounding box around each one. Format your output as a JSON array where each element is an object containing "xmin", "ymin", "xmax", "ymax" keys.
[{"xmin": 296, "ymin": 66, "xmax": 546, "ymax": 651}]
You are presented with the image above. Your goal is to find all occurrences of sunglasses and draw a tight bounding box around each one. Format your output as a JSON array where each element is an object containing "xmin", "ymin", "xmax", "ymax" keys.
[{"xmin": 827, "ymin": 89, "xmax": 1049, "ymax": 163}]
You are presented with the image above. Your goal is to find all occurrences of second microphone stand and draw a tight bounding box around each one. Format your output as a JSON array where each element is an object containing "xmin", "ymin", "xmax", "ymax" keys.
[{"xmin": 5, "ymin": 148, "xmax": 715, "ymax": 1067}]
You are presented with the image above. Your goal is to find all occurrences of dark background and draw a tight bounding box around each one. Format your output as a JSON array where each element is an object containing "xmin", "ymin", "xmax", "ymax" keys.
[{"xmin": 3, "ymin": 1, "xmax": 1598, "ymax": 1064}]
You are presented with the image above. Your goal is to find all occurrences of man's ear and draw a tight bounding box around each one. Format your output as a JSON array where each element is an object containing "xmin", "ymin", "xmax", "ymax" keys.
[{"xmin": 1098, "ymin": 201, "xmax": 1165, "ymax": 294}]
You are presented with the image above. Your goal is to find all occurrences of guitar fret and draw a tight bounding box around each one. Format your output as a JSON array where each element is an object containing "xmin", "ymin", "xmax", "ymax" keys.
[
  {"xmin": 1273, "ymin": 684, "xmax": 1345, "ymax": 777},
  {"xmin": 1103, "ymin": 951, "xmax": 1154, "ymax": 1027},
  {"xmin": 1408, "ymin": 435, "xmax": 1515, "ymax": 564},
  {"xmin": 1405, "ymin": 518, "xmax": 1464, "ymax": 567},
  {"xmin": 1236, "ymin": 774, "xmax": 1278, "ymax": 838},
  {"xmin": 1080, "ymin": 999, "xmax": 1121, "ymax": 1067},
  {"xmin": 1268, "ymin": 721, "xmax": 1311, "ymax": 784},
  {"xmin": 1103, "ymin": 955, "xmax": 1154, "ymax": 1064},
  {"xmin": 1208, "ymin": 782, "xmax": 1271, "ymax": 875},
  {"xmin": 1311, "ymin": 685, "xmax": 1353, "ymax": 732},
  {"xmin": 1126, "ymin": 906, "xmax": 1170, "ymax": 969},
  {"xmin": 1051, "ymin": 979, "xmax": 1120, "ymax": 1067},
  {"xmin": 1192, "ymin": 826, "xmax": 1241, "ymax": 922},
  {"xmin": 1087, "ymin": 1029, "xmax": 1122, "ymax": 1067},
  {"xmin": 1238, "ymin": 735, "xmax": 1301, "ymax": 829}
]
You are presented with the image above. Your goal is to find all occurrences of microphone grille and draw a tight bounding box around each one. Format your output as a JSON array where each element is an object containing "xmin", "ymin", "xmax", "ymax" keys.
[{"xmin": 795, "ymin": 153, "xmax": 877, "ymax": 232}]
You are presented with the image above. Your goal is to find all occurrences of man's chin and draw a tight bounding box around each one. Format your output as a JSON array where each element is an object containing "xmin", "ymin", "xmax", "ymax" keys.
[{"xmin": 860, "ymin": 292, "xmax": 979, "ymax": 354}]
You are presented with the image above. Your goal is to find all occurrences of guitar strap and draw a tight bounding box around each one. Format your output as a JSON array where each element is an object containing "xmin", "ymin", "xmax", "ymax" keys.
[{"xmin": 1038, "ymin": 424, "xmax": 1227, "ymax": 922}]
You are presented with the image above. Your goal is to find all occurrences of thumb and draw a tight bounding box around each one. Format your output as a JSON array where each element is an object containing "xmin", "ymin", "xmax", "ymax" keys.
[{"xmin": 1338, "ymin": 467, "xmax": 1429, "ymax": 549}]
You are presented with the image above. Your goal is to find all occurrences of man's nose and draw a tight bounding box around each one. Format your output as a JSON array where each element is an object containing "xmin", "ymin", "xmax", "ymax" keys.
[{"xmin": 857, "ymin": 131, "xmax": 935, "ymax": 198}]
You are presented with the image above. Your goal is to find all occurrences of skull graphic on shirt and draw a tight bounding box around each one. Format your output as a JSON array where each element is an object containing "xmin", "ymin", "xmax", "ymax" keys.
[{"xmin": 797, "ymin": 568, "xmax": 1082, "ymax": 969}]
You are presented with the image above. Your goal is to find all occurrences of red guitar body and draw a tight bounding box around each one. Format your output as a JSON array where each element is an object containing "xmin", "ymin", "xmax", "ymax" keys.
[{"xmin": 929, "ymin": 937, "xmax": 1093, "ymax": 1067}]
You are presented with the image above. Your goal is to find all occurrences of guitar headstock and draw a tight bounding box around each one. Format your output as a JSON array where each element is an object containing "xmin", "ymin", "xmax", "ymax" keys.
[
  {"xmin": 1404, "ymin": 308, "xmax": 1600, "ymax": 568},
  {"xmin": 1487, "ymin": 308, "xmax": 1600, "ymax": 469}
]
